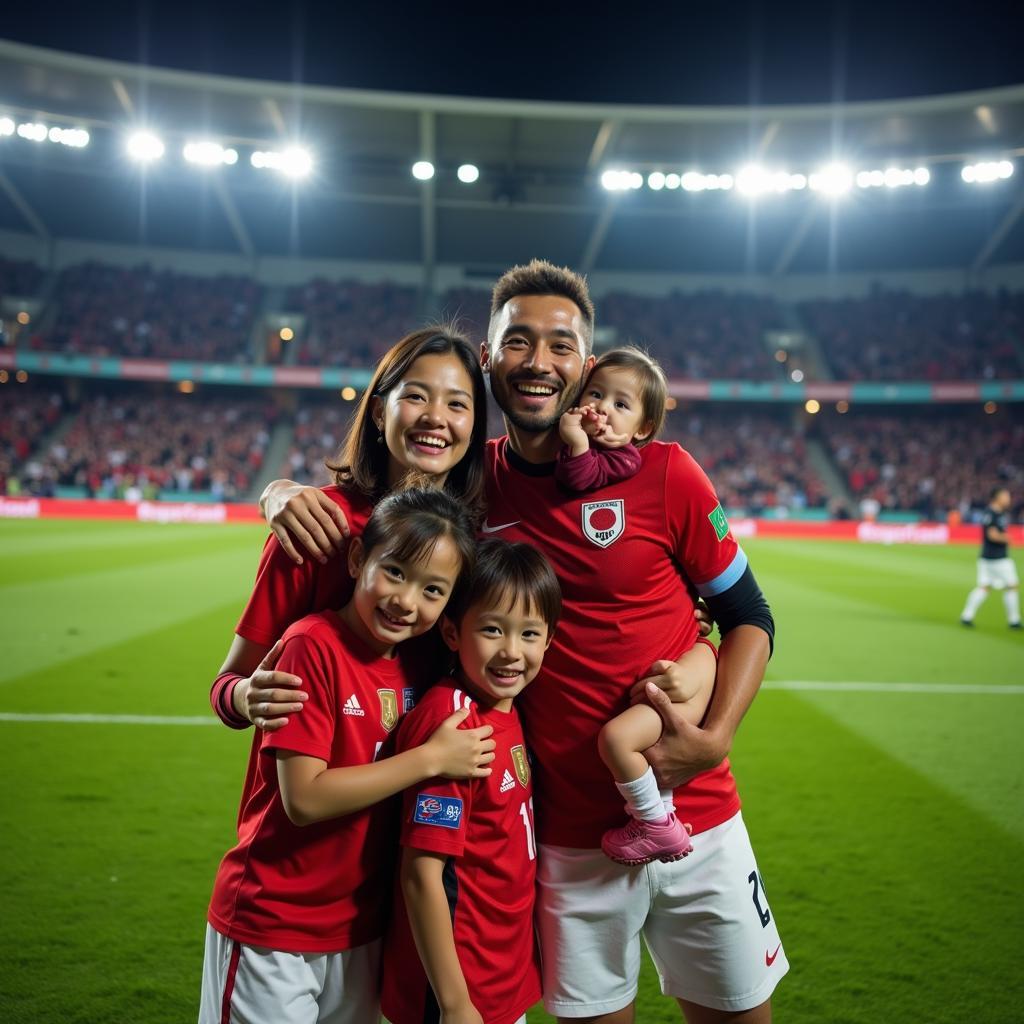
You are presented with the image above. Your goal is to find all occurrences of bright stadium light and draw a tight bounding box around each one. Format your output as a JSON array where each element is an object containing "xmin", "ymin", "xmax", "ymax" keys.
[
  {"xmin": 127, "ymin": 131, "xmax": 165, "ymax": 162},
  {"xmin": 0, "ymin": 116, "xmax": 14, "ymax": 137},
  {"xmin": 681, "ymin": 171, "xmax": 707, "ymax": 192},
  {"xmin": 46, "ymin": 126, "xmax": 89, "ymax": 148},
  {"xmin": 913, "ymin": 166, "xmax": 930, "ymax": 185},
  {"xmin": 251, "ymin": 147, "xmax": 313, "ymax": 178},
  {"xmin": 17, "ymin": 122, "xmax": 48, "ymax": 142},
  {"xmin": 412, "ymin": 160, "xmax": 435, "ymax": 180},
  {"xmin": 648, "ymin": 171, "xmax": 666, "ymax": 190},
  {"xmin": 457, "ymin": 163, "xmax": 480, "ymax": 183},
  {"xmin": 809, "ymin": 163, "xmax": 853, "ymax": 196},
  {"xmin": 601, "ymin": 169, "xmax": 639, "ymax": 191},
  {"xmin": 184, "ymin": 140, "xmax": 237, "ymax": 167},
  {"xmin": 962, "ymin": 160, "xmax": 1014, "ymax": 184},
  {"xmin": 663, "ymin": 172, "xmax": 681, "ymax": 190}
]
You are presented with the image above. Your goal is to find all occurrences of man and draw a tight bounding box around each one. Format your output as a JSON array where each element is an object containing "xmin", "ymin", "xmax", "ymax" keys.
[
  {"xmin": 252, "ymin": 260, "xmax": 786, "ymax": 1023},
  {"xmin": 961, "ymin": 486, "xmax": 1021, "ymax": 629},
  {"xmin": 480, "ymin": 260, "xmax": 784, "ymax": 1024}
]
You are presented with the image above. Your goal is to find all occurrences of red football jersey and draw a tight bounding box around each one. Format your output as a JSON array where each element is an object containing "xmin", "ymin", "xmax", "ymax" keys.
[
  {"xmin": 208, "ymin": 611, "xmax": 415, "ymax": 953},
  {"xmin": 235, "ymin": 485, "xmax": 373, "ymax": 647},
  {"xmin": 484, "ymin": 437, "xmax": 744, "ymax": 848},
  {"xmin": 381, "ymin": 680, "xmax": 542, "ymax": 1024}
]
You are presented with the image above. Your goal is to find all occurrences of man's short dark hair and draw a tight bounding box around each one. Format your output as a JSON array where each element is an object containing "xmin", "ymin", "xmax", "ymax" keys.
[{"xmin": 489, "ymin": 259, "xmax": 595, "ymax": 354}]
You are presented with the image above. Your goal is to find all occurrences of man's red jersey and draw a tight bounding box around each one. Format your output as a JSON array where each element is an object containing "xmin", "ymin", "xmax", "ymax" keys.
[
  {"xmin": 208, "ymin": 611, "xmax": 415, "ymax": 953},
  {"xmin": 380, "ymin": 680, "xmax": 542, "ymax": 1024},
  {"xmin": 484, "ymin": 437, "xmax": 745, "ymax": 848},
  {"xmin": 235, "ymin": 485, "xmax": 373, "ymax": 647}
]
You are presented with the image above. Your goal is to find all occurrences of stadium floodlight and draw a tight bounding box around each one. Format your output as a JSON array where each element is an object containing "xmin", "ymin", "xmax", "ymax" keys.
[
  {"xmin": 913, "ymin": 166, "xmax": 930, "ymax": 185},
  {"xmin": 648, "ymin": 171, "xmax": 666, "ymax": 191},
  {"xmin": 663, "ymin": 172, "xmax": 681, "ymax": 190},
  {"xmin": 412, "ymin": 160, "xmax": 435, "ymax": 181},
  {"xmin": 600, "ymin": 169, "xmax": 637, "ymax": 191},
  {"xmin": 457, "ymin": 163, "xmax": 480, "ymax": 183},
  {"xmin": 127, "ymin": 131, "xmax": 165, "ymax": 162},
  {"xmin": 790, "ymin": 368, "xmax": 805, "ymax": 382},
  {"xmin": 46, "ymin": 126, "xmax": 89, "ymax": 148},
  {"xmin": 0, "ymin": 116, "xmax": 14, "ymax": 137},
  {"xmin": 184, "ymin": 140, "xmax": 237, "ymax": 167},
  {"xmin": 736, "ymin": 165, "xmax": 768, "ymax": 195},
  {"xmin": 681, "ymin": 171, "xmax": 707, "ymax": 192},
  {"xmin": 808, "ymin": 163, "xmax": 853, "ymax": 196},
  {"xmin": 17, "ymin": 122, "xmax": 48, "ymax": 142},
  {"xmin": 962, "ymin": 160, "xmax": 1014, "ymax": 184},
  {"xmin": 251, "ymin": 147, "xmax": 313, "ymax": 178}
]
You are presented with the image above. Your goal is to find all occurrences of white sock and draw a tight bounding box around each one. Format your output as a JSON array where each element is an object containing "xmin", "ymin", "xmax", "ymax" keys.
[
  {"xmin": 1003, "ymin": 589, "xmax": 1020, "ymax": 625},
  {"xmin": 961, "ymin": 588, "xmax": 988, "ymax": 621},
  {"xmin": 615, "ymin": 767, "xmax": 668, "ymax": 822},
  {"xmin": 661, "ymin": 790, "xmax": 675, "ymax": 814}
]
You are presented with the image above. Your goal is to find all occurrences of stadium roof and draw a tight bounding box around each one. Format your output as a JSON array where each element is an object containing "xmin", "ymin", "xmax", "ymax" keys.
[{"xmin": 2, "ymin": 38, "xmax": 1024, "ymax": 278}]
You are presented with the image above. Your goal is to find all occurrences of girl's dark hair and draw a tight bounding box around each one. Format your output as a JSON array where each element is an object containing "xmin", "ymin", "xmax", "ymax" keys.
[
  {"xmin": 360, "ymin": 488, "xmax": 478, "ymax": 594},
  {"xmin": 587, "ymin": 346, "xmax": 668, "ymax": 445},
  {"xmin": 445, "ymin": 539, "xmax": 561, "ymax": 635},
  {"xmin": 326, "ymin": 325, "xmax": 488, "ymax": 515}
]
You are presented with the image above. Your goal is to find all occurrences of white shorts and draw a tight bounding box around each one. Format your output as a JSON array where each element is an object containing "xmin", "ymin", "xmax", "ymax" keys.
[
  {"xmin": 977, "ymin": 557, "xmax": 1019, "ymax": 590},
  {"xmin": 536, "ymin": 812, "xmax": 787, "ymax": 1017},
  {"xmin": 199, "ymin": 924, "xmax": 381, "ymax": 1024}
]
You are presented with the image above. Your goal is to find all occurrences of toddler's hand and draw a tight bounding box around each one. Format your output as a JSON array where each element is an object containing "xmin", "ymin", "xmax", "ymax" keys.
[{"xmin": 559, "ymin": 408, "xmax": 590, "ymax": 455}]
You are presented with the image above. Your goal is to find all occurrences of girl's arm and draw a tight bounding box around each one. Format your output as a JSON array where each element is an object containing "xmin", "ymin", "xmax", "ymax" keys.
[
  {"xmin": 276, "ymin": 711, "xmax": 495, "ymax": 826},
  {"xmin": 401, "ymin": 849, "xmax": 484, "ymax": 1024}
]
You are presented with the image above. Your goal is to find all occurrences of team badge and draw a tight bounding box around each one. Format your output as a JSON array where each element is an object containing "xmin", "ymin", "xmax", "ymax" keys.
[
  {"xmin": 581, "ymin": 499, "xmax": 625, "ymax": 548},
  {"xmin": 413, "ymin": 793, "xmax": 463, "ymax": 829},
  {"xmin": 378, "ymin": 689, "xmax": 398, "ymax": 731},
  {"xmin": 511, "ymin": 745, "xmax": 530, "ymax": 787},
  {"xmin": 402, "ymin": 687, "xmax": 416, "ymax": 713},
  {"xmin": 708, "ymin": 503, "xmax": 730, "ymax": 542}
]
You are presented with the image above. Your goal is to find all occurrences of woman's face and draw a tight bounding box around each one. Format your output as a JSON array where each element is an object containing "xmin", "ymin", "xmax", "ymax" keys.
[{"xmin": 374, "ymin": 353, "xmax": 477, "ymax": 488}]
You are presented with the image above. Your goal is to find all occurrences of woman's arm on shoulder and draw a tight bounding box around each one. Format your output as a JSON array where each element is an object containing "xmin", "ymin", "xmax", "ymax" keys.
[
  {"xmin": 260, "ymin": 478, "xmax": 351, "ymax": 565},
  {"xmin": 211, "ymin": 635, "xmax": 308, "ymax": 732}
]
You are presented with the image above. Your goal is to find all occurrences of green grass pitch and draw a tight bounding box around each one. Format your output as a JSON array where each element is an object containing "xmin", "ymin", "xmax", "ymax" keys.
[{"xmin": 2, "ymin": 519, "xmax": 1022, "ymax": 1023}]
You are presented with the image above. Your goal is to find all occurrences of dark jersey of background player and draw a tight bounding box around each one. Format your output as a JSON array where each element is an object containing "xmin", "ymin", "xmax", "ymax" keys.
[{"xmin": 981, "ymin": 505, "xmax": 1010, "ymax": 560}]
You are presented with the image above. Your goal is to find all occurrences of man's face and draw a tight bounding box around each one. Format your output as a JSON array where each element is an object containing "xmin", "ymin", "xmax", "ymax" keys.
[
  {"xmin": 482, "ymin": 294, "xmax": 594, "ymax": 434},
  {"xmin": 994, "ymin": 489, "xmax": 1011, "ymax": 511}
]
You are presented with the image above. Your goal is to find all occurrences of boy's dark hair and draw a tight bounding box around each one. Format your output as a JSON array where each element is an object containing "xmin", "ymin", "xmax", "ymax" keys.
[
  {"xmin": 489, "ymin": 259, "xmax": 595, "ymax": 354},
  {"xmin": 327, "ymin": 324, "xmax": 488, "ymax": 516},
  {"xmin": 445, "ymin": 539, "xmax": 561, "ymax": 635},
  {"xmin": 588, "ymin": 346, "xmax": 668, "ymax": 445},
  {"xmin": 360, "ymin": 488, "xmax": 477, "ymax": 591}
]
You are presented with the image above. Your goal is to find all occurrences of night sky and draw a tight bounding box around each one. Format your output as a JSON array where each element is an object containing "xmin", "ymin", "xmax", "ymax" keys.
[{"xmin": 3, "ymin": 1, "xmax": 1023, "ymax": 105}]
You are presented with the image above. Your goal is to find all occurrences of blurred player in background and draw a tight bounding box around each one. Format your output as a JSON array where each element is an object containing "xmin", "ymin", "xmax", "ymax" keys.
[{"xmin": 960, "ymin": 486, "xmax": 1021, "ymax": 629}]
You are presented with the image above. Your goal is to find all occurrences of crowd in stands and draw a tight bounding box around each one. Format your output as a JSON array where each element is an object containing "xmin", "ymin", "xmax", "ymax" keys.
[
  {"xmin": 0, "ymin": 388, "xmax": 65, "ymax": 497},
  {"xmin": 285, "ymin": 278, "xmax": 419, "ymax": 367},
  {"xmin": 35, "ymin": 263, "xmax": 262, "ymax": 363},
  {"xmin": 0, "ymin": 257, "xmax": 44, "ymax": 301},
  {"xmin": 279, "ymin": 402, "xmax": 353, "ymax": 486},
  {"xmin": 600, "ymin": 290, "xmax": 785, "ymax": 380},
  {"xmin": 6, "ymin": 392, "xmax": 276, "ymax": 501},
  {"xmin": 801, "ymin": 288, "xmax": 1024, "ymax": 381},
  {"xmin": 665, "ymin": 410, "xmax": 829, "ymax": 514},
  {"xmin": 823, "ymin": 409, "xmax": 1024, "ymax": 519}
]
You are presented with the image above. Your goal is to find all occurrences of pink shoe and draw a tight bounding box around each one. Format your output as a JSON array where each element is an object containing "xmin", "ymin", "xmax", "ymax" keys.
[{"xmin": 601, "ymin": 814, "xmax": 693, "ymax": 866}]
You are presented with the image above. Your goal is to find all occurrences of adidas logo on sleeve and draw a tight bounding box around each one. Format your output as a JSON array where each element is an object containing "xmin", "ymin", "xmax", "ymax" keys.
[
  {"xmin": 342, "ymin": 694, "xmax": 365, "ymax": 717},
  {"xmin": 499, "ymin": 769, "xmax": 516, "ymax": 793}
]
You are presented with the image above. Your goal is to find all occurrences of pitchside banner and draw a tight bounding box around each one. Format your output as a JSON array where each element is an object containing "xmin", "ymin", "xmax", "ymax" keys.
[{"xmin": 1, "ymin": 497, "xmax": 1021, "ymax": 545}]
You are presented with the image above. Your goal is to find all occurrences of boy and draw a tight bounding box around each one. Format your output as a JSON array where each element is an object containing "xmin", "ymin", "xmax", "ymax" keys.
[{"xmin": 381, "ymin": 540, "xmax": 561, "ymax": 1024}]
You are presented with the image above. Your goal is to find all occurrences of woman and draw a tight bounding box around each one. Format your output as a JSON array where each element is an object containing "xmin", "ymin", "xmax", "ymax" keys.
[{"xmin": 210, "ymin": 324, "xmax": 489, "ymax": 730}]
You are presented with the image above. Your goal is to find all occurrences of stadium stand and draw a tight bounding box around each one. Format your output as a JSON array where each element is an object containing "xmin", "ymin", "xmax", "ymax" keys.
[
  {"xmin": 0, "ymin": 388, "xmax": 65, "ymax": 497},
  {"xmin": 279, "ymin": 401, "xmax": 353, "ymax": 486},
  {"xmin": 800, "ymin": 288, "xmax": 1024, "ymax": 381},
  {"xmin": 34, "ymin": 263, "xmax": 263, "ymax": 362},
  {"xmin": 8, "ymin": 391, "xmax": 278, "ymax": 501},
  {"xmin": 286, "ymin": 278, "xmax": 419, "ymax": 366},
  {"xmin": 0, "ymin": 257, "xmax": 45, "ymax": 300}
]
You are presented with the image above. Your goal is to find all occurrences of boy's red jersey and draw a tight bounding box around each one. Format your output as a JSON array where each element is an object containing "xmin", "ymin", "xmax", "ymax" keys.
[
  {"xmin": 484, "ymin": 437, "xmax": 744, "ymax": 848},
  {"xmin": 208, "ymin": 611, "xmax": 415, "ymax": 953},
  {"xmin": 380, "ymin": 680, "xmax": 541, "ymax": 1024}
]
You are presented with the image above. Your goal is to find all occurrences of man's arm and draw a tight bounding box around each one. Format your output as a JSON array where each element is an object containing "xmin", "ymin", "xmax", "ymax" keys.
[{"xmin": 400, "ymin": 850, "xmax": 483, "ymax": 1024}]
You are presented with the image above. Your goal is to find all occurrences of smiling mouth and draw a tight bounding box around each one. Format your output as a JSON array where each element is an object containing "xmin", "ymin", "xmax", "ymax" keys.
[
  {"xmin": 488, "ymin": 667, "xmax": 523, "ymax": 682},
  {"xmin": 409, "ymin": 433, "xmax": 450, "ymax": 450},
  {"xmin": 512, "ymin": 382, "xmax": 559, "ymax": 398},
  {"xmin": 377, "ymin": 608, "xmax": 412, "ymax": 630}
]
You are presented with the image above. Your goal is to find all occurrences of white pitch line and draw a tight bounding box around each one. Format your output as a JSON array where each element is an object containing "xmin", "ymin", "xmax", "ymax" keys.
[
  {"xmin": 765, "ymin": 681, "xmax": 1024, "ymax": 695},
  {"xmin": 0, "ymin": 681, "xmax": 1022, "ymax": 726}
]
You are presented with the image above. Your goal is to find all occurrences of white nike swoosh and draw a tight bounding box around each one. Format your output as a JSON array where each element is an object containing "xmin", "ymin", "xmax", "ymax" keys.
[{"xmin": 481, "ymin": 521, "xmax": 520, "ymax": 534}]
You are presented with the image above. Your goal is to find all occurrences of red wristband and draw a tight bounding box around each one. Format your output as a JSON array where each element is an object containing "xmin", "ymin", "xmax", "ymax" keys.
[{"xmin": 211, "ymin": 671, "xmax": 250, "ymax": 730}]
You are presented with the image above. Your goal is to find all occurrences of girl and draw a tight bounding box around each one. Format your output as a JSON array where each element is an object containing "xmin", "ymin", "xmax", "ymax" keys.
[
  {"xmin": 210, "ymin": 324, "xmax": 490, "ymax": 731},
  {"xmin": 200, "ymin": 489, "xmax": 490, "ymax": 1024}
]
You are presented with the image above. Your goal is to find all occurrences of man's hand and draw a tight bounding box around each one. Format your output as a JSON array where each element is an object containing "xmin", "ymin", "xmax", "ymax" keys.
[
  {"xmin": 260, "ymin": 479, "xmax": 350, "ymax": 565},
  {"xmin": 238, "ymin": 640, "xmax": 308, "ymax": 732},
  {"xmin": 558, "ymin": 408, "xmax": 590, "ymax": 456},
  {"xmin": 694, "ymin": 601, "xmax": 714, "ymax": 638},
  {"xmin": 641, "ymin": 684, "xmax": 729, "ymax": 789}
]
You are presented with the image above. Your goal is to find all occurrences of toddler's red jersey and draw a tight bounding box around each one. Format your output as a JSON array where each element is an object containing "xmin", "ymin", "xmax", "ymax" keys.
[
  {"xmin": 208, "ymin": 611, "xmax": 415, "ymax": 953},
  {"xmin": 235, "ymin": 485, "xmax": 373, "ymax": 647},
  {"xmin": 381, "ymin": 680, "xmax": 541, "ymax": 1024},
  {"xmin": 484, "ymin": 437, "xmax": 744, "ymax": 848}
]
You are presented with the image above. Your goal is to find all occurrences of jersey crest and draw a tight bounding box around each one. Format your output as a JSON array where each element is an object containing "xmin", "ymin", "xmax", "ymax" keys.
[
  {"xmin": 378, "ymin": 688, "xmax": 398, "ymax": 731},
  {"xmin": 581, "ymin": 499, "xmax": 625, "ymax": 548},
  {"xmin": 511, "ymin": 744, "xmax": 530, "ymax": 787}
]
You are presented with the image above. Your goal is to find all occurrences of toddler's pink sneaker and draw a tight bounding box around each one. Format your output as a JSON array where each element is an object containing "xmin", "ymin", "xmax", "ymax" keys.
[{"xmin": 601, "ymin": 814, "xmax": 693, "ymax": 866}]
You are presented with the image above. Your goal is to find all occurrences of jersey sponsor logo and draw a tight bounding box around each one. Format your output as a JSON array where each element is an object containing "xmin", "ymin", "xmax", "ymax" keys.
[
  {"xmin": 581, "ymin": 499, "xmax": 625, "ymax": 548},
  {"xmin": 402, "ymin": 687, "xmax": 416, "ymax": 714},
  {"xmin": 378, "ymin": 689, "xmax": 398, "ymax": 731},
  {"xmin": 413, "ymin": 793, "xmax": 463, "ymax": 829},
  {"xmin": 342, "ymin": 694, "xmax": 365, "ymax": 717},
  {"xmin": 481, "ymin": 520, "xmax": 520, "ymax": 534},
  {"xmin": 765, "ymin": 943, "xmax": 782, "ymax": 967},
  {"xmin": 511, "ymin": 744, "xmax": 530, "ymax": 787},
  {"xmin": 708, "ymin": 503, "xmax": 730, "ymax": 542},
  {"xmin": 499, "ymin": 769, "xmax": 516, "ymax": 793}
]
